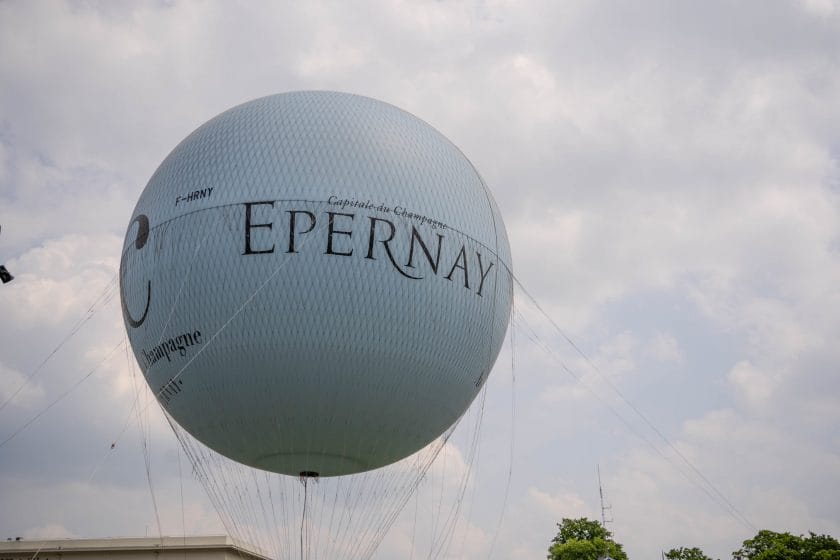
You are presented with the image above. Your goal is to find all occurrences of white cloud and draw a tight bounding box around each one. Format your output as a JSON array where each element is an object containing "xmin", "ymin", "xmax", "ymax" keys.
[
  {"xmin": 2, "ymin": 234, "xmax": 119, "ymax": 329},
  {"xmin": 799, "ymin": 0, "xmax": 840, "ymax": 17},
  {"xmin": 607, "ymin": 408, "xmax": 840, "ymax": 558},
  {"xmin": 0, "ymin": 361, "xmax": 43, "ymax": 409},
  {"xmin": 23, "ymin": 524, "xmax": 77, "ymax": 540},
  {"xmin": 647, "ymin": 333, "xmax": 684, "ymax": 364},
  {"xmin": 728, "ymin": 360, "xmax": 779, "ymax": 410},
  {"xmin": 527, "ymin": 486, "xmax": 588, "ymax": 519}
]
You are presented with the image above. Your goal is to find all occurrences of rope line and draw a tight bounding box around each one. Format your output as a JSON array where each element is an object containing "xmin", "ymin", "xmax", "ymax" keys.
[
  {"xmin": 0, "ymin": 339, "xmax": 124, "ymax": 449},
  {"xmin": 0, "ymin": 273, "xmax": 118, "ymax": 414},
  {"xmin": 512, "ymin": 277, "xmax": 757, "ymax": 531}
]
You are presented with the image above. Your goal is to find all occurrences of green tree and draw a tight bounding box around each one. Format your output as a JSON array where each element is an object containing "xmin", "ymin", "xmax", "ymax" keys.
[
  {"xmin": 548, "ymin": 518, "xmax": 628, "ymax": 560},
  {"xmin": 665, "ymin": 546, "xmax": 713, "ymax": 560},
  {"xmin": 553, "ymin": 518, "xmax": 612, "ymax": 543},
  {"xmin": 733, "ymin": 530, "xmax": 840, "ymax": 560},
  {"xmin": 803, "ymin": 533, "xmax": 840, "ymax": 560}
]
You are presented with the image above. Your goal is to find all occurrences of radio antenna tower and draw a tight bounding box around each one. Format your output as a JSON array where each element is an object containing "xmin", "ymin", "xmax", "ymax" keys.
[{"xmin": 598, "ymin": 464, "xmax": 613, "ymax": 527}]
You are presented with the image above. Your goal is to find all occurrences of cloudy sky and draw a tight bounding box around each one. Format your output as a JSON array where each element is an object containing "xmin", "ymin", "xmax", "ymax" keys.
[{"xmin": 1, "ymin": 1, "xmax": 839, "ymax": 559}]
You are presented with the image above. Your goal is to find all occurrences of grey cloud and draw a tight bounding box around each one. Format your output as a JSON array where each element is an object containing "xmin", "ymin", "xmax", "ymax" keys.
[{"xmin": 2, "ymin": 1, "xmax": 840, "ymax": 559}]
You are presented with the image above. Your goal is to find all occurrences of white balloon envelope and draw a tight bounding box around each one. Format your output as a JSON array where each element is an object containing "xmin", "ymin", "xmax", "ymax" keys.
[{"xmin": 120, "ymin": 91, "xmax": 512, "ymax": 476}]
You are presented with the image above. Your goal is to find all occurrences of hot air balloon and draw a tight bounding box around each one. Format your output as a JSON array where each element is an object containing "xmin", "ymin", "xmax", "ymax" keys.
[
  {"xmin": 120, "ymin": 91, "xmax": 512, "ymax": 478},
  {"xmin": 120, "ymin": 91, "xmax": 512, "ymax": 559}
]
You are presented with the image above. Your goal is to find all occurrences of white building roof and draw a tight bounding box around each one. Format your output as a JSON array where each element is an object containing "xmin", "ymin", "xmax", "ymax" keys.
[{"xmin": 0, "ymin": 535, "xmax": 271, "ymax": 560}]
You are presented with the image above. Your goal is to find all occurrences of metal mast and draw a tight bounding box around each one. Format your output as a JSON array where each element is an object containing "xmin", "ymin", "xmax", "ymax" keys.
[{"xmin": 598, "ymin": 464, "xmax": 613, "ymax": 527}]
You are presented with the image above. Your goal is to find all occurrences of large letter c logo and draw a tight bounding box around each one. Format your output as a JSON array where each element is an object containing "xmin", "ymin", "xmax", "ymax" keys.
[{"xmin": 120, "ymin": 214, "xmax": 151, "ymax": 328}]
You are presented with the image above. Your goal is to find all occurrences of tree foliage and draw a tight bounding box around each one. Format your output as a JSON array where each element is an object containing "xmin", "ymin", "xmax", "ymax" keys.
[
  {"xmin": 548, "ymin": 518, "xmax": 628, "ymax": 560},
  {"xmin": 733, "ymin": 530, "xmax": 840, "ymax": 560},
  {"xmin": 666, "ymin": 546, "xmax": 713, "ymax": 560},
  {"xmin": 545, "ymin": 520, "xmax": 839, "ymax": 560}
]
